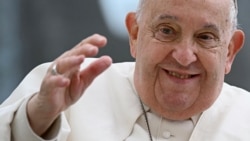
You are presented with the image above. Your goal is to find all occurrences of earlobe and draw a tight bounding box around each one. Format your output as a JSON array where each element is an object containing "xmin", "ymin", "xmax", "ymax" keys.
[
  {"xmin": 125, "ymin": 12, "xmax": 138, "ymax": 58},
  {"xmin": 225, "ymin": 30, "xmax": 245, "ymax": 74}
]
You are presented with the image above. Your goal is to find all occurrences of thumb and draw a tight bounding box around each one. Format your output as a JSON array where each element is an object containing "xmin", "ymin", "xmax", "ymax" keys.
[{"xmin": 80, "ymin": 56, "xmax": 112, "ymax": 86}]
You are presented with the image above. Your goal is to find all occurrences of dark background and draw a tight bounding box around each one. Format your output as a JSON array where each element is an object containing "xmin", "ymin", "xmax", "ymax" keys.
[{"xmin": 0, "ymin": 0, "xmax": 249, "ymax": 103}]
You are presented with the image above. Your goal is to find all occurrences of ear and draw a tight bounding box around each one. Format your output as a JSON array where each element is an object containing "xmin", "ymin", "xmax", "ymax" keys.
[
  {"xmin": 125, "ymin": 12, "xmax": 138, "ymax": 58},
  {"xmin": 225, "ymin": 30, "xmax": 245, "ymax": 74}
]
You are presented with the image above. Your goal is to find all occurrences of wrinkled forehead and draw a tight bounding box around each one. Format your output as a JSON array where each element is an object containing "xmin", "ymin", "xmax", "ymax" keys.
[
  {"xmin": 141, "ymin": 0, "xmax": 234, "ymax": 22},
  {"xmin": 140, "ymin": 0, "xmax": 236, "ymax": 13},
  {"xmin": 140, "ymin": 0, "xmax": 237, "ymax": 8},
  {"xmin": 138, "ymin": 0, "xmax": 236, "ymax": 33}
]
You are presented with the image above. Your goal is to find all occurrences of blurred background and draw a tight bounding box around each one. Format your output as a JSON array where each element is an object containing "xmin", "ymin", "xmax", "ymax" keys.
[{"xmin": 0, "ymin": 0, "xmax": 249, "ymax": 103}]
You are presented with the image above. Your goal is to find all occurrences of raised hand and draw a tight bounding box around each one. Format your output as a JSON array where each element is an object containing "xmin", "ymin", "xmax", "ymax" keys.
[{"xmin": 27, "ymin": 34, "xmax": 112, "ymax": 136}]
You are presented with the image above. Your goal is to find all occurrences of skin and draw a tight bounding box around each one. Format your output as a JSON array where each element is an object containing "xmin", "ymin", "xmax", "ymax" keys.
[
  {"xmin": 27, "ymin": 0, "xmax": 244, "ymax": 137},
  {"xmin": 126, "ymin": 0, "xmax": 244, "ymax": 120},
  {"xmin": 27, "ymin": 34, "xmax": 112, "ymax": 136}
]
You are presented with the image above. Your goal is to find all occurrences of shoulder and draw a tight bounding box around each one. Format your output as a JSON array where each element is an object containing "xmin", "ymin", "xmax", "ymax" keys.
[
  {"xmin": 220, "ymin": 82, "xmax": 250, "ymax": 110},
  {"xmin": 222, "ymin": 82, "xmax": 250, "ymax": 97}
]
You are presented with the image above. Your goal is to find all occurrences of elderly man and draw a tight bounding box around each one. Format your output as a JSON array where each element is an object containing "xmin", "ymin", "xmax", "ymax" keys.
[{"xmin": 1, "ymin": 0, "xmax": 249, "ymax": 140}]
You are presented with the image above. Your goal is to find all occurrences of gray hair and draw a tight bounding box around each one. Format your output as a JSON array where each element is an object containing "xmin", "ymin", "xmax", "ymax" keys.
[
  {"xmin": 135, "ymin": 0, "xmax": 146, "ymax": 22},
  {"xmin": 136, "ymin": 0, "xmax": 238, "ymax": 30},
  {"xmin": 231, "ymin": 0, "xmax": 238, "ymax": 30}
]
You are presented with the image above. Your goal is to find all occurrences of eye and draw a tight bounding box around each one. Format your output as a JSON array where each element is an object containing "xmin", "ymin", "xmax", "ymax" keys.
[
  {"xmin": 198, "ymin": 34, "xmax": 215, "ymax": 40},
  {"xmin": 161, "ymin": 27, "xmax": 174, "ymax": 35},
  {"xmin": 196, "ymin": 32, "xmax": 220, "ymax": 48},
  {"xmin": 153, "ymin": 24, "xmax": 178, "ymax": 42}
]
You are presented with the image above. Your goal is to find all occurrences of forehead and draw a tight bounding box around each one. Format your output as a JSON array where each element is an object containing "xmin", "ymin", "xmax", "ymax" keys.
[
  {"xmin": 143, "ymin": 0, "xmax": 231, "ymax": 11},
  {"xmin": 142, "ymin": 0, "xmax": 232, "ymax": 27}
]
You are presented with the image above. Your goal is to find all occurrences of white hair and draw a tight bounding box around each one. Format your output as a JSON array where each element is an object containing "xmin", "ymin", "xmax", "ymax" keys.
[
  {"xmin": 230, "ymin": 0, "xmax": 238, "ymax": 30},
  {"xmin": 135, "ymin": 0, "xmax": 146, "ymax": 22}
]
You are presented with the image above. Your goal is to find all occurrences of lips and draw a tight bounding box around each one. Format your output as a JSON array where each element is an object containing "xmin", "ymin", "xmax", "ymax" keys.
[{"xmin": 167, "ymin": 71, "xmax": 196, "ymax": 79}]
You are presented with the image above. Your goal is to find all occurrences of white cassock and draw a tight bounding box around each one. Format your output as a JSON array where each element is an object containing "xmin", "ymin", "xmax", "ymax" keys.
[{"xmin": 1, "ymin": 58, "xmax": 250, "ymax": 141}]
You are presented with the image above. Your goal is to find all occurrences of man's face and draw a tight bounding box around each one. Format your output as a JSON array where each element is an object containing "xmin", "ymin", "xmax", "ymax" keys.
[{"xmin": 128, "ymin": 0, "xmax": 243, "ymax": 119}]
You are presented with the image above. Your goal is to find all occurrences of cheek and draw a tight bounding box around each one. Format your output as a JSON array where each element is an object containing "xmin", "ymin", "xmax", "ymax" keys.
[
  {"xmin": 136, "ymin": 45, "xmax": 165, "ymax": 67},
  {"xmin": 199, "ymin": 49, "xmax": 227, "ymax": 88},
  {"xmin": 219, "ymin": 47, "xmax": 230, "ymax": 74},
  {"xmin": 134, "ymin": 44, "xmax": 170, "ymax": 93},
  {"xmin": 136, "ymin": 29, "xmax": 170, "ymax": 61}
]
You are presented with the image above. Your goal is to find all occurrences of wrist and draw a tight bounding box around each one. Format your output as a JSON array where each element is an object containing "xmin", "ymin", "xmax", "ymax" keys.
[{"xmin": 27, "ymin": 93, "xmax": 59, "ymax": 135}]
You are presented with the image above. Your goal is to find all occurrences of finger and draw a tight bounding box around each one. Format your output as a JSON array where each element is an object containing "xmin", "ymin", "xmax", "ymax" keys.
[
  {"xmin": 59, "ymin": 34, "xmax": 107, "ymax": 59},
  {"xmin": 62, "ymin": 44, "xmax": 99, "ymax": 58},
  {"xmin": 72, "ymin": 34, "xmax": 108, "ymax": 56},
  {"xmin": 78, "ymin": 34, "xmax": 107, "ymax": 48},
  {"xmin": 80, "ymin": 56, "xmax": 112, "ymax": 87},
  {"xmin": 51, "ymin": 55, "xmax": 85, "ymax": 77},
  {"xmin": 41, "ymin": 74, "xmax": 70, "ymax": 97}
]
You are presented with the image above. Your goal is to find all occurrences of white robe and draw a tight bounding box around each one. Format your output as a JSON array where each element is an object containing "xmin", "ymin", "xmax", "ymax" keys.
[{"xmin": 1, "ymin": 58, "xmax": 250, "ymax": 141}]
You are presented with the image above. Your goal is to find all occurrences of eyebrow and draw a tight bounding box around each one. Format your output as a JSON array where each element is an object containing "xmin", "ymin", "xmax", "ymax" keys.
[
  {"xmin": 203, "ymin": 23, "xmax": 220, "ymax": 33},
  {"xmin": 158, "ymin": 14, "xmax": 219, "ymax": 31},
  {"xmin": 158, "ymin": 14, "xmax": 178, "ymax": 21}
]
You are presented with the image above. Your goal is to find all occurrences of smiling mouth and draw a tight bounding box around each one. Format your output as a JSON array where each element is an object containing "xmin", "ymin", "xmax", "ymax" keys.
[{"xmin": 167, "ymin": 71, "xmax": 196, "ymax": 79}]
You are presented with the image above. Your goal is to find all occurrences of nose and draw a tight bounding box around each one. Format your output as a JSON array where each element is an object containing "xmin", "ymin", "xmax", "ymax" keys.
[{"xmin": 172, "ymin": 41, "xmax": 197, "ymax": 66}]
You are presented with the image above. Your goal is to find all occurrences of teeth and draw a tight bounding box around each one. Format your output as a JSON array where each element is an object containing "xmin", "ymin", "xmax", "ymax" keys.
[{"xmin": 168, "ymin": 71, "xmax": 192, "ymax": 79}]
